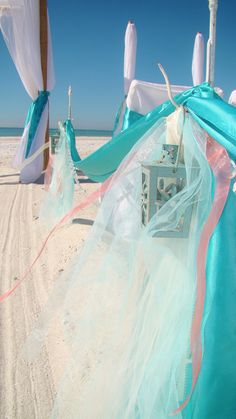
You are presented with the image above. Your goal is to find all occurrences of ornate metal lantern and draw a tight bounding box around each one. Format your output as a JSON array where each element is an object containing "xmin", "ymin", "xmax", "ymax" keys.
[{"xmin": 141, "ymin": 144, "xmax": 193, "ymax": 238}]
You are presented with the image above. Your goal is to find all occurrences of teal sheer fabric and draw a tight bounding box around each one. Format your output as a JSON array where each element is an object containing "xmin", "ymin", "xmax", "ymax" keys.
[
  {"xmin": 34, "ymin": 112, "xmax": 214, "ymax": 417},
  {"xmin": 64, "ymin": 83, "xmax": 236, "ymax": 415},
  {"xmin": 25, "ymin": 90, "xmax": 49, "ymax": 158},
  {"xmin": 64, "ymin": 119, "xmax": 81, "ymax": 162},
  {"xmin": 40, "ymin": 124, "xmax": 75, "ymax": 226},
  {"xmin": 36, "ymin": 84, "xmax": 236, "ymax": 415},
  {"xmin": 71, "ymin": 83, "xmax": 236, "ymax": 182}
]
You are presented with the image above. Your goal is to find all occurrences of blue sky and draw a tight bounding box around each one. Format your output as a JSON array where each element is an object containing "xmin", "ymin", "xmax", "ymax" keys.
[{"xmin": 1, "ymin": 0, "xmax": 236, "ymax": 129}]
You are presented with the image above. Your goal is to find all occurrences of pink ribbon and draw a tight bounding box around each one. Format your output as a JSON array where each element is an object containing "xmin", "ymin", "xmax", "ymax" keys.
[{"xmin": 173, "ymin": 136, "xmax": 231, "ymax": 415}]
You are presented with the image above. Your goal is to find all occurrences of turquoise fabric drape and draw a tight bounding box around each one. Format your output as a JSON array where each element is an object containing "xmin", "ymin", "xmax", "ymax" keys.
[
  {"xmin": 112, "ymin": 96, "xmax": 127, "ymax": 135},
  {"xmin": 72, "ymin": 83, "xmax": 236, "ymax": 182},
  {"xmin": 74, "ymin": 87, "xmax": 191, "ymax": 181},
  {"xmin": 64, "ymin": 119, "xmax": 81, "ymax": 162},
  {"xmin": 184, "ymin": 185, "xmax": 236, "ymax": 419},
  {"xmin": 121, "ymin": 106, "xmax": 143, "ymax": 131},
  {"xmin": 51, "ymin": 83, "xmax": 236, "ymax": 415},
  {"xmin": 186, "ymin": 84, "xmax": 236, "ymax": 159},
  {"xmin": 112, "ymin": 97, "xmax": 142, "ymax": 136},
  {"xmin": 25, "ymin": 90, "xmax": 49, "ymax": 158}
]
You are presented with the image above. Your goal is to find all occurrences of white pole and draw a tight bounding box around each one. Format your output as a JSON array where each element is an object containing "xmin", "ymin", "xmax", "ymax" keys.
[
  {"xmin": 206, "ymin": 0, "xmax": 218, "ymax": 86},
  {"xmin": 68, "ymin": 85, "xmax": 72, "ymax": 120}
]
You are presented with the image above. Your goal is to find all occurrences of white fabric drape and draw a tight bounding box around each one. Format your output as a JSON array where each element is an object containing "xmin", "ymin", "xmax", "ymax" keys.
[
  {"xmin": 229, "ymin": 90, "xmax": 236, "ymax": 107},
  {"xmin": 126, "ymin": 80, "xmax": 190, "ymax": 115},
  {"xmin": 126, "ymin": 81, "xmax": 224, "ymax": 116},
  {"xmin": 124, "ymin": 21, "xmax": 137, "ymax": 96},
  {"xmin": 113, "ymin": 21, "xmax": 137, "ymax": 137},
  {"xmin": 192, "ymin": 32, "xmax": 205, "ymax": 86},
  {"xmin": 0, "ymin": 0, "xmax": 55, "ymax": 183}
]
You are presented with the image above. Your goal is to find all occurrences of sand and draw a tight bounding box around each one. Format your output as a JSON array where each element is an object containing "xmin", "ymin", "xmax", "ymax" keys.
[{"xmin": 0, "ymin": 136, "xmax": 109, "ymax": 418}]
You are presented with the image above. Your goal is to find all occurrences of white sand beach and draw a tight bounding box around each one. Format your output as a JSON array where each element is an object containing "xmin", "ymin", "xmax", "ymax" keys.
[{"xmin": 0, "ymin": 136, "xmax": 109, "ymax": 418}]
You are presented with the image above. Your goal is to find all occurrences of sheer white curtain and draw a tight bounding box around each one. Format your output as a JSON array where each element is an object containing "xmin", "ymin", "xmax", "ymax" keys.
[
  {"xmin": 0, "ymin": 0, "xmax": 55, "ymax": 183},
  {"xmin": 192, "ymin": 32, "xmax": 205, "ymax": 86}
]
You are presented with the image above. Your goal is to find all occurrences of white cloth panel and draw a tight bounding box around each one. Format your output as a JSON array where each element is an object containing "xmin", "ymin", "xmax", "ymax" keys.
[
  {"xmin": 0, "ymin": 1, "xmax": 55, "ymax": 95},
  {"xmin": 126, "ymin": 80, "xmax": 190, "ymax": 115},
  {"xmin": 0, "ymin": 0, "xmax": 55, "ymax": 182},
  {"xmin": 47, "ymin": 13, "xmax": 55, "ymax": 90},
  {"xmin": 20, "ymin": 103, "xmax": 48, "ymax": 183},
  {"xmin": 124, "ymin": 21, "xmax": 137, "ymax": 95},
  {"xmin": 0, "ymin": 0, "xmax": 43, "ymax": 99},
  {"xmin": 12, "ymin": 120, "xmax": 30, "ymax": 168},
  {"xmin": 192, "ymin": 32, "xmax": 205, "ymax": 86},
  {"xmin": 229, "ymin": 90, "xmax": 236, "ymax": 107}
]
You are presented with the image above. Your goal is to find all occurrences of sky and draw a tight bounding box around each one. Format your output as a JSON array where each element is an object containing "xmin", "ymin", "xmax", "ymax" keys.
[{"xmin": 1, "ymin": 0, "xmax": 236, "ymax": 130}]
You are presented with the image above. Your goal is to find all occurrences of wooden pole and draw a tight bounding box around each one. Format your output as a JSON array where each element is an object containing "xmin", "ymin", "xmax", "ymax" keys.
[{"xmin": 39, "ymin": 0, "xmax": 49, "ymax": 169}]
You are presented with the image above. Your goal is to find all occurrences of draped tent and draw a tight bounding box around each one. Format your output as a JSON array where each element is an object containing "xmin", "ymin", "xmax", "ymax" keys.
[
  {"xmin": 0, "ymin": 0, "xmax": 55, "ymax": 183},
  {"xmin": 192, "ymin": 32, "xmax": 205, "ymax": 86}
]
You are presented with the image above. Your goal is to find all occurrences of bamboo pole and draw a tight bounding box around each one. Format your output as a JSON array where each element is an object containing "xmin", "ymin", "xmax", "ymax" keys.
[{"xmin": 39, "ymin": 0, "xmax": 49, "ymax": 169}]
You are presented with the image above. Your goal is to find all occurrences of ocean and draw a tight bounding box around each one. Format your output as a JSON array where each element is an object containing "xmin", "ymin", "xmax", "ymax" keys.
[{"xmin": 0, "ymin": 127, "xmax": 112, "ymax": 138}]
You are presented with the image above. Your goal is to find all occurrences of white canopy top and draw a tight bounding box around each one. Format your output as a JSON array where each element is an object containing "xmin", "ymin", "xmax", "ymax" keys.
[{"xmin": 126, "ymin": 80, "xmax": 190, "ymax": 115}]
